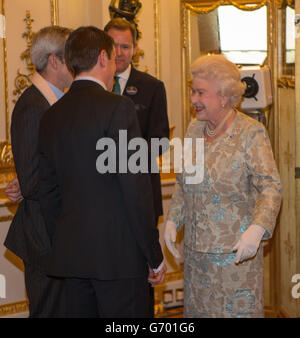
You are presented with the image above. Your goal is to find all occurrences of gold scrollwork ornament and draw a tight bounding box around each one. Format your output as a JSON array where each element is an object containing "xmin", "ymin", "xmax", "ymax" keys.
[
  {"xmin": 229, "ymin": 0, "xmax": 267, "ymax": 11},
  {"xmin": 13, "ymin": 10, "xmax": 35, "ymax": 104},
  {"xmin": 184, "ymin": 1, "xmax": 224, "ymax": 14},
  {"xmin": 0, "ymin": 141, "xmax": 14, "ymax": 168},
  {"xmin": 274, "ymin": 0, "xmax": 294, "ymax": 9},
  {"xmin": 184, "ymin": 0, "xmax": 269, "ymax": 14}
]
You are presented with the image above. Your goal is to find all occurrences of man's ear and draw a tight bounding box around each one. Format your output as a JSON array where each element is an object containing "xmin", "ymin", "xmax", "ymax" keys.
[
  {"xmin": 98, "ymin": 49, "xmax": 108, "ymax": 67},
  {"xmin": 48, "ymin": 54, "xmax": 58, "ymax": 70}
]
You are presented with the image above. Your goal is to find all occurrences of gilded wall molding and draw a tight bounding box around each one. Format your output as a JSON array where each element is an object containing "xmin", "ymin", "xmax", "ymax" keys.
[
  {"xmin": 12, "ymin": 10, "xmax": 35, "ymax": 104},
  {"xmin": 277, "ymin": 76, "xmax": 295, "ymax": 88},
  {"xmin": 0, "ymin": 300, "xmax": 29, "ymax": 317},
  {"xmin": 153, "ymin": 0, "xmax": 161, "ymax": 79},
  {"xmin": 50, "ymin": 0, "xmax": 59, "ymax": 25},
  {"xmin": 1, "ymin": 0, "xmax": 9, "ymax": 141},
  {"xmin": 183, "ymin": 0, "xmax": 269, "ymax": 14},
  {"xmin": 275, "ymin": 0, "xmax": 294, "ymax": 9},
  {"xmin": 0, "ymin": 215, "xmax": 14, "ymax": 222},
  {"xmin": 0, "ymin": 141, "xmax": 13, "ymax": 169}
]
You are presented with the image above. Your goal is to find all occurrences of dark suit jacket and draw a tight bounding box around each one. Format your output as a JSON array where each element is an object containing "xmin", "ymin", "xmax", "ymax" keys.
[
  {"xmin": 38, "ymin": 80, "xmax": 163, "ymax": 280},
  {"xmin": 4, "ymin": 85, "xmax": 52, "ymax": 271},
  {"xmin": 123, "ymin": 68, "xmax": 169, "ymax": 219}
]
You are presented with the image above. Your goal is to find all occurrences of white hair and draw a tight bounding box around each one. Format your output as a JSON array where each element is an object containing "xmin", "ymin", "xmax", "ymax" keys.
[
  {"xmin": 31, "ymin": 26, "xmax": 72, "ymax": 73},
  {"xmin": 191, "ymin": 54, "xmax": 246, "ymax": 106}
]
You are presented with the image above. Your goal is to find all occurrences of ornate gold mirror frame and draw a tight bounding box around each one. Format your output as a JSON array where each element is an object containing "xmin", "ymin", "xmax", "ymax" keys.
[
  {"xmin": 180, "ymin": 0, "xmax": 288, "ymax": 134},
  {"xmin": 276, "ymin": 0, "xmax": 295, "ymax": 88}
]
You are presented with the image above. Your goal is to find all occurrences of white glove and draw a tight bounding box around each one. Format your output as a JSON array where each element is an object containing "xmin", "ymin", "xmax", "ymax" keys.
[
  {"xmin": 164, "ymin": 220, "xmax": 181, "ymax": 259},
  {"xmin": 232, "ymin": 224, "xmax": 265, "ymax": 264}
]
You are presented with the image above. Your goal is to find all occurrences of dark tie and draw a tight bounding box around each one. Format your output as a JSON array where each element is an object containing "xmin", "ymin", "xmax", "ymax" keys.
[{"xmin": 113, "ymin": 76, "xmax": 121, "ymax": 95}]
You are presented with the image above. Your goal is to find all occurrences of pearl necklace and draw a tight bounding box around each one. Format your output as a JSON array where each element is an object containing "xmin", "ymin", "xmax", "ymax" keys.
[{"xmin": 205, "ymin": 109, "xmax": 233, "ymax": 138}]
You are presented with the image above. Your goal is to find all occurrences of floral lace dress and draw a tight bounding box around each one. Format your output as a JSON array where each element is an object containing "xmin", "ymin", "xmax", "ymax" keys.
[{"xmin": 167, "ymin": 112, "xmax": 282, "ymax": 318}]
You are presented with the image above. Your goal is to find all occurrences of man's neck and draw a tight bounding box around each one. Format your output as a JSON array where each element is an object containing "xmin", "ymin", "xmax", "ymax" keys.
[
  {"xmin": 40, "ymin": 71, "xmax": 63, "ymax": 92},
  {"xmin": 75, "ymin": 74, "xmax": 107, "ymax": 91},
  {"xmin": 116, "ymin": 64, "xmax": 131, "ymax": 78}
]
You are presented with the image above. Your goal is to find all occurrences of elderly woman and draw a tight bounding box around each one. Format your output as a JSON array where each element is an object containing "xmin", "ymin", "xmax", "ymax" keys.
[{"xmin": 164, "ymin": 54, "xmax": 282, "ymax": 318}]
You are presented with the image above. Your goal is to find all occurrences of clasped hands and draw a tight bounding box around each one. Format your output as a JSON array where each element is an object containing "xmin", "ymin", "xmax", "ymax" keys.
[
  {"xmin": 5, "ymin": 178, "xmax": 23, "ymax": 203},
  {"xmin": 164, "ymin": 220, "xmax": 265, "ymax": 264}
]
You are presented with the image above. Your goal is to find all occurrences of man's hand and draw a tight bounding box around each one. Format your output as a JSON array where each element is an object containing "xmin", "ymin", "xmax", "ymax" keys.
[
  {"xmin": 5, "ymin": 178, "xmax": 23, "ymax": 203},
  {"xmin": 148, "ymin": 264, "xmax": 167, "ymax": 287}
]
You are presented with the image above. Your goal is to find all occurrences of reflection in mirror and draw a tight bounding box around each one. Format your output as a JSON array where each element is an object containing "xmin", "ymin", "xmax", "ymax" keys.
[
  {"xmin": 284, "ymin": 5, "xmax": 295, "ymax": 75},
  {"xmin": 190, "ymin": 5, "xmax": 267, "ymax": 66},
  {"xmin": 218, "ymin": 5, "xmax": 267, "ymax": 65}
]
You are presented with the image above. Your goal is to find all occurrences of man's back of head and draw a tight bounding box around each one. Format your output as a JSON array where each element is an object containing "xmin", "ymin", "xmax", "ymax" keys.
[
  {"xmin": 31, "ymin": 26, "xmax": 72, "ymax": 74},
  {"xmin": 65, "ymin": 26, "xmax": 114, "ymax": 77}
]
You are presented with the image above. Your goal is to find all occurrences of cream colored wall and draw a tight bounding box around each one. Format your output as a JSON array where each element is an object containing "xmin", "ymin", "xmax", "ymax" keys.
[
  {"xmin": 58, "ymin": 0, "xmax": 103, "ymax": 29},
  {"xmin": 160, "ymin": 0, "xmax": 182, "ymax": 139}
]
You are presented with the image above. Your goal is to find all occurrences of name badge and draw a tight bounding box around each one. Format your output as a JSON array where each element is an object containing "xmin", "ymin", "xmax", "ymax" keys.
[{"xmin": 126, "ymin": 86, "xmax": 138, "ymax": 95}]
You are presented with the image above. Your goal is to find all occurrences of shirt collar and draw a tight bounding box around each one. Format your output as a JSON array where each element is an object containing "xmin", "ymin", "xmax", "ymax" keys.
[
  {"xmin": 116, "ymin": 64, "xmax": 131, "ymax": 81},
  {"xmin": 74, "ymin": 76, "xmax": 107, "ymax": 91},
  {"xmin": 47, "ymin": 81, "xmax": 65, "ymax": 100}
]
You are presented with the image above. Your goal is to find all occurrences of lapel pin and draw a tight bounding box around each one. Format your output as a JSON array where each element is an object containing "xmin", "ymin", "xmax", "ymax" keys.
[{"xmin": 126, "ymin": 86, "xmax": 138, "ymax": 95}]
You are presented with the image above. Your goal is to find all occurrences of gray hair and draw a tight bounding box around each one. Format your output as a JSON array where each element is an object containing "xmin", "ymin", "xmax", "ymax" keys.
[
  {"xmin": 31, "ymin": 26, "xmax": 72, "ymax": 73},
  {"xmin": 191, "ymin": 54, "xmax": 246, "ymax": 106}
]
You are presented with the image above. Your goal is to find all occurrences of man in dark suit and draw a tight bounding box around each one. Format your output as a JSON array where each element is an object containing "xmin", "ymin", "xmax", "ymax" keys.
[
  {"xmin": 38, "ymin": 26, "xmax": 166, "ymax": 318},
  {"xmin": 104, "ymin": 18, "xmax": 170, "ymax": 316},
  {"xmin": 104, "ymin": 18, "xmax": 169, "ymax": 223},
  {"xmin": 4, "ymin": 26, "xmax": 73, "ymax": 317}
]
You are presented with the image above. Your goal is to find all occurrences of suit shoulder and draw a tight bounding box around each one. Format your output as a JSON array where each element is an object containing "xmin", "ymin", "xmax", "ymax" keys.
[
  {"xmin": 105, "ymin": 90, "xmax": 135, "ymax": 108},
  {"xmin": 89, "ymin": 87, "xmax": 136, "ymax": 113},
  {"xmin": 14, "ymin": 85, "xmax": 47, "ymax": 106},
  {"xmin": 12, "ymin": 85, "xmax": 49, "ymax": 117}
]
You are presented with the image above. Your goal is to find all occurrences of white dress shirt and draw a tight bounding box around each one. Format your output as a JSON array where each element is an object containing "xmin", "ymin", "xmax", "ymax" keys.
[
  {"xmin": 74, "ymin": 76, "xmax": 107, "ymax": 91},
  {"xmin": 116, "ymin": 64, "xmax": 131, "ymax": 95}
]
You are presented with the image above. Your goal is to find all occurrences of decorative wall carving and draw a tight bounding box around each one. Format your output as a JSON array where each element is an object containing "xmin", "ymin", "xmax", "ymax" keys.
[
  {"xmin": 109, "ymin": 0, "xmax": 144, "ymax": 68},
  {"xmin": 12, "ymin": 10, "xmax": 35, "ymax": 104}
]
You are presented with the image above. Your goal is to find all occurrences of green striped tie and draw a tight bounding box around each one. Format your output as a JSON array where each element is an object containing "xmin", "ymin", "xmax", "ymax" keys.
[{"xmin": 113, "ymin": 76, "xmax": 121, "ymax": 95}]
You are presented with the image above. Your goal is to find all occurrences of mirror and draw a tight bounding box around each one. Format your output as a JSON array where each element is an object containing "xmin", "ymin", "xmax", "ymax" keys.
[
  {"xmin": 282, "ymin": 4, "xmax": 295, "ymax": 76},
  {"xmin": 190, "ymin": 5, "xmax": 267, "ymax": 66}
]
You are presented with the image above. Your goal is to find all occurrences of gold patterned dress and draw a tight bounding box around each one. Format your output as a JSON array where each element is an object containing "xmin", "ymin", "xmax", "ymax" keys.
[{"xmin": 167, "ymin": 112, "xmax": 282, "ymax": 318}]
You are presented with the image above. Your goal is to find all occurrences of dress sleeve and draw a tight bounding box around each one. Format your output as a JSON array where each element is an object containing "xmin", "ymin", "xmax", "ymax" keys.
[
  {"xmin": 245, "ymin": 124, "xmax": 282, "ymax": 239},
  {"xmin": 167, "ymin": 172, "xmax": 186, "ymax": 231}
]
